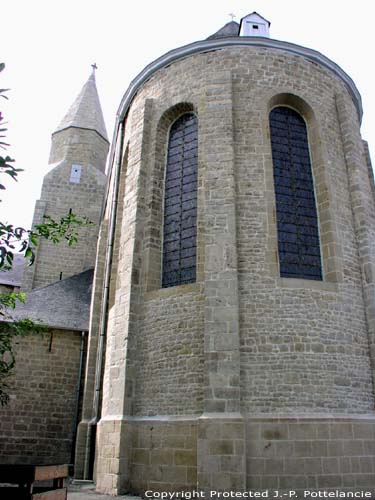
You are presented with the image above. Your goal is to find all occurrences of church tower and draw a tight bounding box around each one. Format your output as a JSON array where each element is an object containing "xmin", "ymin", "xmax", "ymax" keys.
[
  {"xmin": 76, "ymin": 14, "xmax": 375, "ymax": 495},
  {"xmin": 22, "ymin": 68, "xmax": 109, "ymax": 290}
]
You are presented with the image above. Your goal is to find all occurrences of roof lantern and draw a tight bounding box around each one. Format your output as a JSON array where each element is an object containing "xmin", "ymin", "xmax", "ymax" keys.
[{"xmin": 239, "ymin": 11, "xmax": 270, "ymax": 38}]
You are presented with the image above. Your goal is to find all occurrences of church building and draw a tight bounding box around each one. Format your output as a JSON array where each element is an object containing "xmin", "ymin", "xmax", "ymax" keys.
[
  {"xmin": 1, "ymin": 11, "xmax": 375, "ymax": 496},
  {"xmin": 0, "ymin": 68, "xmax": 108, "ymax": 466}
]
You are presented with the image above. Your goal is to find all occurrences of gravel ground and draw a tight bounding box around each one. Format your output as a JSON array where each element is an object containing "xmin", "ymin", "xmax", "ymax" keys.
[
  {"xmin": 67, "ymin": 481, "xmax": 138, "ymax": 499},
  {"xmin": 68, "ymin": 493, "xmax": 132, "ymax": 499}
]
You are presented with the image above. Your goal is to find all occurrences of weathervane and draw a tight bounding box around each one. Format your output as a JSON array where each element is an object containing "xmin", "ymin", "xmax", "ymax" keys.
[{"xmin": 229, "ymin": 13, "xmax": 236, "ymax": 21}]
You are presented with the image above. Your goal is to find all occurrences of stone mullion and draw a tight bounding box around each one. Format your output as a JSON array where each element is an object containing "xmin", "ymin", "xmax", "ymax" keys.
[
  {"xmin": 198, "ymin": 70, "xmax": 245, "ymax": 492},
  {"xmin": 178, "ymin": 126, "xmax": 185, "ymax": 284},
  {"xmin": 336, "ymin": 92, "xmax": 375, "ymax": 393}
]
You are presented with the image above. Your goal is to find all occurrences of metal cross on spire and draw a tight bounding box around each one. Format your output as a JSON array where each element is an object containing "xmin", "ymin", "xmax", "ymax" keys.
[
  {"xmin": 91, "ymin": 63, "xmax": 98, "ymax": 72},
  {"xmin": 229, "ymin": 13, "xmax": 236, "ymax": 21}
]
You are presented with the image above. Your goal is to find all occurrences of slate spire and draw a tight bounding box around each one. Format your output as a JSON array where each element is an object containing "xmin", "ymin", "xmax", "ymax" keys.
[{"xmin": 54, "ymin": 67, "xmax": 108, "ymax": 142}]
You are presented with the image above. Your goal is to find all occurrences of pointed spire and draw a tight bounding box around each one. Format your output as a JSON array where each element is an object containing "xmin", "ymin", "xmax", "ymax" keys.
[{"xmin": 54, "ymin": 67, "xmax": 108, "ymax": 142}]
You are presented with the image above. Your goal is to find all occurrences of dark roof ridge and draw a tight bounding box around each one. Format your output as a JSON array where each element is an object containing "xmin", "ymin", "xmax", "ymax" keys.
[
  {"xmin": 29, "ymin": 267, "xmax": 94, "ymax": 292},
  {"xmin": 207, "ymin": 20, "xmax": 240, "ymax": 40}
]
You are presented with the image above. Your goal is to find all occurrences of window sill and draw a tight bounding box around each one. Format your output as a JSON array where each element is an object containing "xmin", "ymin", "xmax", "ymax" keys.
[
  {"xmin": 278, "ymin": 277, "xmax": 338, "ymax": 292},
  {"xmin": 145, "ymin": 281, "xmax": 202, "ymax": 301}
]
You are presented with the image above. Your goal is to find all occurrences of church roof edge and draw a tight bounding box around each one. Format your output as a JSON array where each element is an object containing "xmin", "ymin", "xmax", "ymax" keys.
[{"xmin": 115, "ymin": 37, "xmax": 362, "ymax": 124}]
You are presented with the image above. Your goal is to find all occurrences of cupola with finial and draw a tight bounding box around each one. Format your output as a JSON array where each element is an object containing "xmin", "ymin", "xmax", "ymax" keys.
[{"xmin": 239, "ymin": 11, "xmax": 270, "ymax": 37}]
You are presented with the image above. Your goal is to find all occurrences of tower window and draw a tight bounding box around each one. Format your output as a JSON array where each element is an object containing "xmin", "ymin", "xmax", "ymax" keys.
[
  {"xmin": 269, "ymin": 106, "xmax": 322, "ymax": 280},
  {"xmin": 162, "ymin": 113, "xmax": 198, "ymax": 288},
  {"xmin": 252, "ymin": 25, "xmax": 259, "ymax": 29},
  {"xmin": 70, "ymin": 164, "xmax": 82, "ymax": 184}
]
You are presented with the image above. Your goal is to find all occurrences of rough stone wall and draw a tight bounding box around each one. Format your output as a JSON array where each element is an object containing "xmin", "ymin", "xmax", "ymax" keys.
[
  {"xmin": 0, "ymin": 329, "xmax": 83, "ymax": 464},
  {"xmin": 30, "ymin": 161, "xmax": 106, "ymax": 289},
  {"xmin": 98, "ymin": 419, "xmax": 198, "ymax": 494},
  {"xmin": 22, "ymin": 128, "xmax": 108, "ymax": 291},
  {"xmin": 87, "ymin": 45, "xmax": 375, "ymax": 494},
  {"xmin": 130, "ymin": 420, "xmax": 197, "ymax": 493},
  {"xmin": 49, "ymin": 128, "xmax": 108, "ymax": 171},
  {"xmin": 123, "ymin": 45, "xmax": 374, "ymax": 416},
  {"xmin": 134, "ymin": 286, "xmax": 205, "ymax": 416},
  {"xmin": 246, "ymin": 417, "xmax": 375, "ymax": 493}
]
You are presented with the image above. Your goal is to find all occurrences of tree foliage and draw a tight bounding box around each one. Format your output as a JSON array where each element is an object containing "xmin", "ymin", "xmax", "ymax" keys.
[
  {"xmin": 0, "ymin": 211, "xmax": 91, "ymax": 270},
  {"xmin": 0, "ymin": 62, "xmax": 91, "ymax": 405}
]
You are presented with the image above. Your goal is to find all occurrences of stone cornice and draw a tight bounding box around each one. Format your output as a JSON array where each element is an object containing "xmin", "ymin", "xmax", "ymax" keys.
[
  {"xmin": 117, "ymin": 36, "xmax": 362, "ymax": 123},
  {"xmin": 51, "ymin": 125, "xmax": 110, "ymax": 144}
]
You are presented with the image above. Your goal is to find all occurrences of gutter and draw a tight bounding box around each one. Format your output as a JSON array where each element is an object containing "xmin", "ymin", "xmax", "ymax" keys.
[{"xmin": 70, "ymin": 330, "xmax": 86, "ymax": 470}]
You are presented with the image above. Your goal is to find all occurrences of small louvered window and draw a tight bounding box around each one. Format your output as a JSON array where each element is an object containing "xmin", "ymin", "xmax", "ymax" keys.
[
  {"xmin": 162, "ymin": 113, "xmax": 198, "ymax": 288},
  {"xmin": 269, "ymin": 106, "xmax": 322, "ymax": 280}
]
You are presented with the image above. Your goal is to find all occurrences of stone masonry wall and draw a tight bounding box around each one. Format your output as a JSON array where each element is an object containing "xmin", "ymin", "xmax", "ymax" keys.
[
  {"xmin": 246, "ymin": 417, "xmax": 375, "ymax": 493},
  {"xmin": 91, "ymin": 45, "xmax": 375, "ymax": 494},
  {"xmin": 0, "ymin": 329, "xmax": 84, "ymax": 464},
  {"xmin": 128, "ymin": 420, "xmax": 197, "ymax": 494},
  {"xmin": 25, "ymin": 159, "xmax": 106, "ymax": 290},
  {"xmin": 133, "ymin": 286, "xmax": 204, "ymax": 416},
  {"xmin": 124, "ymin": 45, "xmax": 375, "ymax": 416},
  {"xmin": 22, "ymin": 127, "xmax": 108, "ymax": 291},
  {"xmin": 49, "ymin": 128, "xmax": 108, "ymax": 171}
]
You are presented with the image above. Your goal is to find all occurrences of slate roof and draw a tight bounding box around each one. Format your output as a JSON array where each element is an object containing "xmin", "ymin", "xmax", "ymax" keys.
[
  {"xmin": 54, "ymin": 70, "xmax": 108, "ymax": 142},
  {"xmin": 207, "ymin": 21, "xmax": 240, "ymax": 39},
  {"xmin": 0, "ymin": 253, "xmax": 25, "ymax": 287},
  {"xmin": 12, "ymin": 269, "xmax": 94, "ymax": 331}
]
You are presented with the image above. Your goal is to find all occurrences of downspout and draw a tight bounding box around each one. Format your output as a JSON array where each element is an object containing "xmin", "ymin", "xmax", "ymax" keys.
[
  {"xmin": 70, "ymin": 330, "xmax": 86, "ymax": 471},
  {"xmin": 83, "ymin": 120, "xmax": 125, "ymax": 479}
]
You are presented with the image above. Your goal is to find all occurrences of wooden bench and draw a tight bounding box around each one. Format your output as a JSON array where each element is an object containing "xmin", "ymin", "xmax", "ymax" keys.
[{"xmin": 0, "ymin": 464, "xmax": 68, "ymax": 499}]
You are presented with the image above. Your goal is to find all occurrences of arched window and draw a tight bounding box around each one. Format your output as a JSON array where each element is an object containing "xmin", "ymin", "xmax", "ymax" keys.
[
  {"xmin": 269, "ymin": 106, "xmax": 322, "ymax": 280},
  {"xmin": 162, "ymin": 113, "xmax": 198, "ymax": 288}
]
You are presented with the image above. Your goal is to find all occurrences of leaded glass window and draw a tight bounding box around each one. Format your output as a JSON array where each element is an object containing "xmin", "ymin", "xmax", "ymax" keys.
[
  {"xmin": 269, "ymin": 106, "xmax": 322, "ymax": 280},
  {"xmin": 162, "ymin": 113, "xmax": 198, "ymax": 288}
]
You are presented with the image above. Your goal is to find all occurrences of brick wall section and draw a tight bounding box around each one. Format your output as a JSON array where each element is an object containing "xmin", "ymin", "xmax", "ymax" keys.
[
  {"xmin": 79, "ymin": 45, "xmax": 375, "ymax": 494},
  {"xmin": 0, "ymin": 329, "xmax": 83, "ymax": 464}
]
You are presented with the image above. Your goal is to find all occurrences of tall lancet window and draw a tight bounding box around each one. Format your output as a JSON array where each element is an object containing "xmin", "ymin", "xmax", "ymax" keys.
[
  {"xmin": 162, "ymin": 113, "xmax": 198, "ymax": 288},
  {"xmin": 269, "ymin": 106, "xmax": 322, "ymax": 280}
]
